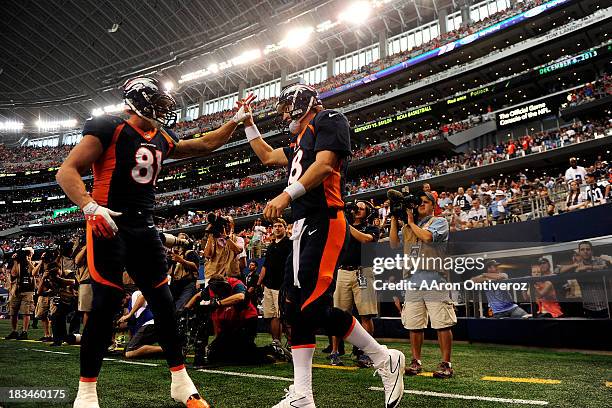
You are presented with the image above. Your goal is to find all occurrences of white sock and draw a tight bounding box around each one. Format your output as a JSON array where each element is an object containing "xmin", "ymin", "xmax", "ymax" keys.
[
  {"xmin": 291, "ymin": 345, "xmax": 315, "ymax": 398},
  {"xmin": 76, "ymin": 378, "xmax": 98, "ymax": 400},
  {"xmin": 170, "ymin": 366, "xmax": 197, "ymax": 402},
  {"xmin": 344, "ymin": 318, "xmax": 388, "ymax": 368}
]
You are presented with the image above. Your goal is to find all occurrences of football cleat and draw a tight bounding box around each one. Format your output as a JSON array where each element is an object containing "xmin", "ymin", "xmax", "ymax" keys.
[
  {"xmin": 272, "ymin": 385, "xmax": 315, "ymax": 408},
  {"xmin": 374, "ymin": 348, "xmax": 406, "ymax": 408},
  {"xmin": 185, "ymin": 394, "xmax": 210, "ymax": 408}
]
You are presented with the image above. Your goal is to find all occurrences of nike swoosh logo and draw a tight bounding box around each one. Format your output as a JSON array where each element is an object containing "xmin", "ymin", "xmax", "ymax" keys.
[
  {"xmin": 328, "ymin": 112, "xmax": 339, "ymax": 117},
  {"xmin": 308, "ymin": 229, "xmax": 317, "ymax": 236},
  {"xmin": 386, "ymin": 354, "xmax": 401, "ymax": 407},
  {"xmin": 147, "ymin": 225, "xmax": 156, "ymax": 228},
  {"xmin": 291, "ymin": 396, "xmax": 307, "ymax": 407}
]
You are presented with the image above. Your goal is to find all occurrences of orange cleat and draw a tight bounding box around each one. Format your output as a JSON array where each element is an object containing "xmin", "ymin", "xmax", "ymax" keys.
[{"xmin": 186, "ymin": 394, "xmax": 210, "ymax": 408}]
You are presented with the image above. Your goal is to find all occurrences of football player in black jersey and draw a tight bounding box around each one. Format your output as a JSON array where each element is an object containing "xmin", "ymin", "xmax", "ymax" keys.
[
  {"xmin": 57, "ymin": 77, "xmax": 254, "ymax": 408},
  {"xmin": 242, "ymin": 84, "xmax": 405, "ymax": 408}
]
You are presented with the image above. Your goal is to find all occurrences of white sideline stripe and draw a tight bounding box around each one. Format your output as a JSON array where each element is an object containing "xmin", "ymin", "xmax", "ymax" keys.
[
  {"xmin": 19, "ymin": 348, "xmax": 551, "ymax": 404},
  {"xmin": 103, "ymin": 357, "xmax": 159, "ymax": 367},
  {"xmin": 369, "ymin": 387, "xmax": 549, "ymax": 405},
  {"xmin": 25, "ymin": 348, "xmax": 70, "ymax": 355},
  {"xmin": 197, "ymin": 369, "xmax": 293, "ymax": 382}
]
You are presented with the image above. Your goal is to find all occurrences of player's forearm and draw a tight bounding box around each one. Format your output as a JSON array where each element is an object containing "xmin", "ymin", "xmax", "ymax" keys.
[
  {"xmin": 56, "ymin": 166, "xmax": 93, "ymax": 209},
  {"xmin": 296, "ymin": 161, "xmax": 333, "ymax": 192},
  {"xmin": 249, "ymin": 136, "xmax": 275, "ymax": 165},
  {"xmin": 198, "ymin": 120, "xmax": 238, "ymax": 154}
]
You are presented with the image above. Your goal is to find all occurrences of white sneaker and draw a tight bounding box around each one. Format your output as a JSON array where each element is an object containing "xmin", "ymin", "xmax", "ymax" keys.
[
  {"xmin": 374, "ymin": 348, "xmax": 406, "ymax": 408},
  {"xmin": 73, "ymin": 392, "xmax": 100, "ymax": 408},
  {"xmin": 272, "ymin": 385, "xmax": 315, "ymax": 408}
]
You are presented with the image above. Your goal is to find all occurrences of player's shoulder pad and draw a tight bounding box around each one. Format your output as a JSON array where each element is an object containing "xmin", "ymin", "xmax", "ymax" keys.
[
  {"xmin": 82, "ymin": 115, "xmax": 123, "ymax": 136},
  {"xmin": 161, "ymin": 127, "xmax": 181, "ymax": 144}
]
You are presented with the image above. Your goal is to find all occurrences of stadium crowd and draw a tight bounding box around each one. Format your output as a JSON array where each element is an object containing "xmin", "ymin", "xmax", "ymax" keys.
[{"xmin": 2, "ymin": 115, "xmax": 610, "ymax": 230}]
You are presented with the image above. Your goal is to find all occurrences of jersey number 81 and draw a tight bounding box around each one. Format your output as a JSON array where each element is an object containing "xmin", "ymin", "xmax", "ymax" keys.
[{"xmin": 131, "ymin": 147, "xmax": 162, "ymax": 185}]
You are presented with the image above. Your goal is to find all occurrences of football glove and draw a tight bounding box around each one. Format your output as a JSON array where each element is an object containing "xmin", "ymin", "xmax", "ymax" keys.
[{"xmin": 83, "ymin": 201, "xmax": 122, "ymax": 239}]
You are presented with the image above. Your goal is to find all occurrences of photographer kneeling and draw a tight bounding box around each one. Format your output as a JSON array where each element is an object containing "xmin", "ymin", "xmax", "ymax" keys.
[
  {"xmin": 185, "ymin": 275, "xmax": 262, "ymax": 365},
  {"xmin": 389, "ymin": 189, "xmax": 456, "ymax": 379}
]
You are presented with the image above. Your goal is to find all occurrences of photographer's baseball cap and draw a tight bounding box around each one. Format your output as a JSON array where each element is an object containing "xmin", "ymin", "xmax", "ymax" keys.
[
  {"xmin": 419, "ymin": 191, "xmax": 436, "ymax": 204},
  {"xmin": 484, "ymin": 259, "xmax": 500, "ymax": 269}
]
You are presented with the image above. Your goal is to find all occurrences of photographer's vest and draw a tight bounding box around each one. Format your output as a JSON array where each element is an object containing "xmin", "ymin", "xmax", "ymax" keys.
[
  {"xmin": 402, "ymin": 216, "xmax": 444, "ymax": 273},
  {"xmin": 206, "ymin": 240, "xmax": 240, "ymax": 279},
  {"xmin": 57, "ymin": 258, "xmax": 77, "ymax": 302},
  {"xmin": 170, "ymin": 250, "xmax": 198, "ymax": 282}
]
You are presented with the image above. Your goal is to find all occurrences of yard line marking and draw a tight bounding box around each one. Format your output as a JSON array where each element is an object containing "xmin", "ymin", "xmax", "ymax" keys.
[
  {"xmin": 103, "ymin": 358, "xmax": 158, "ymax": 367},
  {"xmin": 19, "ymin": 339, "xmax": 42, "ymax": 343},
  {"xmin": 197, "ymin": 369, "xmax": 293, "ymax": 382},
  {"xmin": 418, "ymin": 372, "xmax": 434, "ymax": 377},
  {"xmin": 482, "ymin": 376, "xmax": 561, "ymax": 384},
  {"xmin": 25, "ymin": 348, "xmax": 70, "ymax": 355},
  {"xmin": 369, "ymin": 387, "xmax": 549, "ymax": 405},
  {"xmin": 312, "ymin": 363, "xmax": 358, "ymax": 371}
]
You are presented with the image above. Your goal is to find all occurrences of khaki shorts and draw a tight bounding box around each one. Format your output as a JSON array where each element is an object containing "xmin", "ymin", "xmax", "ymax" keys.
[
  {"xmin": 35, "ymin": 296, "xmax": 51, "ymax": 319},
  {"xmin": 263, "ymin": 287, "xmax": 280, "ymax": 319},
  {"xmin": 78, "ymin": 283, "xmax": 93, "ymax": 312},
  {"xmin": 9, "ymin": 292, "xmax": 34, "ymax": 316},
  {"xmin": 333, "ymin": 267, "xmax": 378, "ymax": 316},
  {"xmin": 401, "ymin": 290, "xmax": 457, "ymax": 330}
]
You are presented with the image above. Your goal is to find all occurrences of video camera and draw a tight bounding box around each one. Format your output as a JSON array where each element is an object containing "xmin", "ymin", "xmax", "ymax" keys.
[
  {"xmin": 387, "ymin": 188, "xmax": 421, "ymax": 223},
  {"xmin": 345, "ymin": 200, "xmax": 376, "ymax": 224},
  {"xmin": 204, "ymin": 212, "xmax": 230, "ymax": 238}
]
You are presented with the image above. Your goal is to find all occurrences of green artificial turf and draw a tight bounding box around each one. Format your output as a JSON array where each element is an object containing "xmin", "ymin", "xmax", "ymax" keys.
[{"xmin": 0, "ymin": 320, "xmax": 610, "ymax": 407}]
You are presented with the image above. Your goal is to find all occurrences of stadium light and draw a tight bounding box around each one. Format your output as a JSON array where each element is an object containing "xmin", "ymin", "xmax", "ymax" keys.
[
  {"xmin": 179, "ymin": 49, "xmax": 262, "ymax": 84},
  {"xmin": 0, "ymin": 121, "xmax": 24, "ymax": 131},
  {"xmin": 281, "ymin": 26, "xmax": 314, "ymax": 49},
  {"xmin": 231, "ymin": 49, "xmax": 261, "ymax": 65},
  {"xmin": 316, "ymin": 20, "xmax": 337, "ymax": 32},
  {"xmin": 339, "ymin": 1, "xmax": 372, "ymax": 25},
  {"xmin": 164, "ymin": 81, "xmax": 174, "ymax": 91},
  {"xmin": 35, "ymin": 119, "xmax": 77, "ymax": 130},
  {"xmin": 92, "ymin": 103, "xmax": 124, "ymax": 117}
]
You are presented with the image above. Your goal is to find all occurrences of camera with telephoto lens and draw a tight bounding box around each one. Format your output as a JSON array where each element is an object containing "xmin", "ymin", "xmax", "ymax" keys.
[
  {"xmin": 204, "ymin": 212, "xmax": 230, "ymax": 238},
  {"xmin": 387, "ymin": 188, "xmax": 421, "ymax": 223},
  {"xmin": 14, "ymin": 248, "xmax": 31, "ymax": 263}
]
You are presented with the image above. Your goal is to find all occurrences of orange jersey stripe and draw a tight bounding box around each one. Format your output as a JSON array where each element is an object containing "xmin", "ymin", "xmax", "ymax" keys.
[
  {"xmin": 322, "ymin": 164, "xmax": 344, "ymax": 208},
  {"xmin": 86, "ymin": 225, "xmax": 122, "ymax": 290},
  {"xmin": 301, "ymin": 211, "xmax": 346, "ymax": 311},
  {"xmin": 92, "ymin": 123, "xmax": 124, "ymax": 206}
]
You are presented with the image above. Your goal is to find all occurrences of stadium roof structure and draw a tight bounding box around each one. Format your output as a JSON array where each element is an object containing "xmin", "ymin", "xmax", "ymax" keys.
[{"xmin": 0, "ymin": 0, "xmax": 449, "ymax": 123}]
